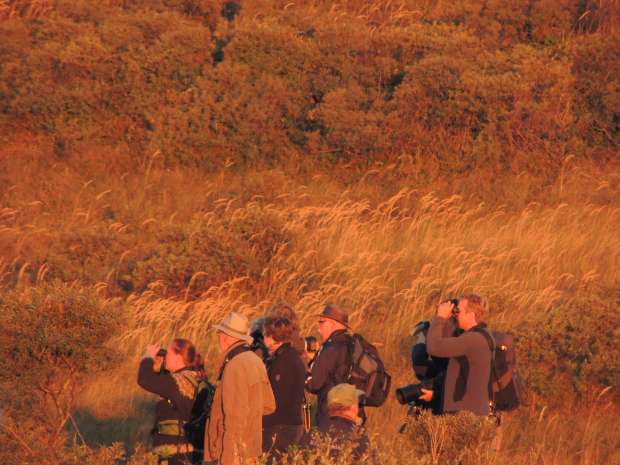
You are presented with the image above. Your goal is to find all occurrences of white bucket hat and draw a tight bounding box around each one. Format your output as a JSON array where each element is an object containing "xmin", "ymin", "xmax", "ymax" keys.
[{"xmin": 212, "ymin": 312, "xmax": 253, "ymax": 345}]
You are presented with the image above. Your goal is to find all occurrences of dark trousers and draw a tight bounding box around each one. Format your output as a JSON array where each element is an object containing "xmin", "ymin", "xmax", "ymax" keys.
[{"xmin": 262, "ymin": 424, "xmax": 303, "ymax": 462}]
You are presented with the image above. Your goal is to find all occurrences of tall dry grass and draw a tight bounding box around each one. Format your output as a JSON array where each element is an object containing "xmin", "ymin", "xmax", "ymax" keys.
[{"xmin": 45, "ymin": 160, "xmax": 619, "ymax": 464}]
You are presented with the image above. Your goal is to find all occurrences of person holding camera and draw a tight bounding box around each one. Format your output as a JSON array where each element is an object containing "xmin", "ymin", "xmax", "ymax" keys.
[
  {"xmin": 395, "ymin": 318, "xmax": 457, "ymax": 415},
  {"xmin": 425, "ymin": 294, "xmax": 492, "ymax": 416},
  {"xmin": 137, "ymin": 338, "xmax": 205, "ymax": 465},
  {"xmin": 261, "ymin": 317, "xmax": 307, "ymax": 462},
  {"xmin": 303, "ymin": 336, "xmax": 319, "ymax": 370}
]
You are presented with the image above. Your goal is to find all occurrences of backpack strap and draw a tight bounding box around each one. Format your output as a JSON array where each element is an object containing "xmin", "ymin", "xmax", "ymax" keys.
[
  {"xmin": 345, "ymin": 333, "xmax": 356, "ymax": 383},
  {"xmin": 472, "ymin": 326, "xmax": 498, "ymax": 410},
  {"xmin": 217, "ymin": 344, "xmax": 251, "ymax": 381}
]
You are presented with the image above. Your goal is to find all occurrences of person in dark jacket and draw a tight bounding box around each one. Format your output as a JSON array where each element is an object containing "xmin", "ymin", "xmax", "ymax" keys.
[
  {"xmin": 250, "ymin": 304, "xmax": 305, "ymax": 363},
  {"xmin": 300, "ymin": 383, "xmax": 370, "ymax": 462},
  {"xmin": 408, "ymin": 318, "xmax": 458, "ymax": 414},
  {"xmin": 262, "ymin": 317, "xmax": 307, "ymax": 462},
  {"xmin": 306, "ymin": 304, "xmax": 367, "ymax": 428},
  {"xmin": 267, "ymin": 303, "xmax": 306, "ymax": 356},
  {"xmin": 137, "ymin": 338, "xmax": 205, "ymax": 465},
  {"xmin": 426, "ymin": 294, "xmax": 492, "ymax": 416}
]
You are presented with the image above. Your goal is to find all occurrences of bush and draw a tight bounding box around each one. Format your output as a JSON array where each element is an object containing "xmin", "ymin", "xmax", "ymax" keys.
[
  {"xmin": 518, "ymin": 292, "xmax": 620, "ymax": 402},
  {"xmin": 0, "ymin": 282, "xmax": 122, "ymax": 464}
]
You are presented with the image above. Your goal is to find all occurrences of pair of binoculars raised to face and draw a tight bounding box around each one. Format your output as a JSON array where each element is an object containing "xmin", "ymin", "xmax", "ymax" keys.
[{"xmin": 449, "ymin": 298, "xmax": 460, "ymax": 315}]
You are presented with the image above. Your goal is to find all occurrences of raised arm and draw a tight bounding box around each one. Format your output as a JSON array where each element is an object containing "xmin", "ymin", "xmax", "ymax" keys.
[
  {"xmin": 137, "ymin": 356, "xmax": 179, "ymax": 400},
  {"xmin": 427, "ymin": 315, "xmax": 477, "ymax": 358}
]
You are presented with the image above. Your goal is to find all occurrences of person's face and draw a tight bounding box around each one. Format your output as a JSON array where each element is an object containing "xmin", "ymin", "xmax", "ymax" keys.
[
  {"xmin": 217, "ymin": 331, "xmax": 227, "ymax": 352},
  {"xmin": 164, "ymin": 344, "xmax": 185, "ymax": 372},
  {"xmin": 318, "ymin": 318, "xmax": 334, "ymax": 342},
  {"xmin": 263, "ymin": 334, "xmax": 277, "ymax": 352},
  {"xmin": 455, "ymin": 299, "xmax": 475, "ymax": 329}
]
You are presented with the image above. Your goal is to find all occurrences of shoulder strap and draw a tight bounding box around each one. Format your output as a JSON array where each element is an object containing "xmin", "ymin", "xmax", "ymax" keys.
[
  {"xmin": 218, "ymin": 344, "xmax": 251, "ymax": 381},
  {"xmin": 472, "ymin": 327, "xmax": 498, "ymax": 406},
  {"xmin": 345, "ymin": 333, "xmax": 357, "ymax": 382},
  {"xmin": 181, "ymin": 372, "xmax": 200, "ymax": 398},
  {"xmin": 472, "ymin": 326, "xmax": 495, "ymax": 353}
]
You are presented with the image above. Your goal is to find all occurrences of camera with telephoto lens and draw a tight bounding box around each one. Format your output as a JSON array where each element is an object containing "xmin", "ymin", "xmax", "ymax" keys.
[{"xmin": 395, "ymin": 379, "xmax": 434, "ymax": 405}]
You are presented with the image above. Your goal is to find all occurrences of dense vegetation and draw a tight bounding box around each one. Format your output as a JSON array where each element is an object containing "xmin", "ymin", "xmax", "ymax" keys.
[{"xmin": 1, "ymin": 1, "xmax": 619, "ymax": 464}]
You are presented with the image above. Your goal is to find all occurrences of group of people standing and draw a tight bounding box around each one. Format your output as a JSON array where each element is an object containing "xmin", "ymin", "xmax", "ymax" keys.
[
  {"xmin": 138, "ymin": 303, "xmax": 370, "ymax": 465},
  {"xmin": 138, "ymin": 294, "xmax": 497, "ymax": 465}
]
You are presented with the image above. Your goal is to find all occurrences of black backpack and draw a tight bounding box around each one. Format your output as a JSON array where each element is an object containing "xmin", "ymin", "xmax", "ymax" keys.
[
  {"xmin": 183, "ymin": 376, "xmax": 216, "ymax": 451},
  {"xmin": 346, "ymin": 333, "xmax": 391, "ymax": 407},
  {"xmin": 473, "ymin": 327, "xmax": 522, "ymax": 412}
]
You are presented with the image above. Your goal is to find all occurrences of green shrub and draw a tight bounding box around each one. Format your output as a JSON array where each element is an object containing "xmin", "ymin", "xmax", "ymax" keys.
[
  {"xmin": 0, "ymin": 282, "xmax": 122, "ymax": 464},
  {"xmin": 518, "ymin": 292, "xmax": 620, "ymax": 402}
]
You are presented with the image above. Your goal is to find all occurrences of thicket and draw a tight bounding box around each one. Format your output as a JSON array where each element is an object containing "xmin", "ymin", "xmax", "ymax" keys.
[
  {"xmin": 518, "ymin": 293, "xmax": 620, "ymax": 401},
  {"xmin": 0, "ymin": 0, "xmax": 618, "ymax": 176},
  {"xmin": 0, "ymin": 282, "xmax": 122, "ymax": 465}
]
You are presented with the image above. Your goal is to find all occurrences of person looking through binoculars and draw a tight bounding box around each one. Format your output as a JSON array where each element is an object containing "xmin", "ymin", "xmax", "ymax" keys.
[
  {"xmin": 425, "ymin": 294, "xmax": 493, "ymax": 416},
  {"xmin": 137, "ymin": 339, "xmax": 205, "ymax": 465}
]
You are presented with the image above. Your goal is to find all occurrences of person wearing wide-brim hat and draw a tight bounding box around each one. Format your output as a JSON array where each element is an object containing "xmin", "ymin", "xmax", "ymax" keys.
[
  {"xmin": 204, "ymin": 312, "xmax": 275, "ymax": 465},
  {"xmin": 306, "ymin": 304, "xmax": 367, "ymax": 428},
  {"xmin": 212, "ymin": 311, "xmax": 255, "ymax": 345}
]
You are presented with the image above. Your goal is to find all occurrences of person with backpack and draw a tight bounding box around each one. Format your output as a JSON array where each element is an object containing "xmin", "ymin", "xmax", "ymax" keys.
[
  {"xmin": 261, "ymin": 317, "xmax": 307, "ymax": 463},
  {"xmin": 394, "ymin": 318, "xmax": 458, "ymax": 415},
  {"xmin": 306, "ymin": 304, "xmax": 390, "ymax": 428},
  {"xmin": 137, "ymin": 338, "xmax": 205, "ymax": 465},
  {"xmin": 204, "ymin": 312, "xmax": 275, "ymax": 465},
  {"xmin": 306, "ymin": 305, "xmax": 355, "ymax": 428},
  {"xmin": 426, "ymin": 294, "xmax": 493, "ymax": 416}
]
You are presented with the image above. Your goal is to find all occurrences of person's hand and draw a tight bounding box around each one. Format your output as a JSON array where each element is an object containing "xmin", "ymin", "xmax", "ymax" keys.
[
  {"xmin": 437, "ymin": 301, "xmax": 454, "ymax": 319},
  {"xmin": 146, "ymin": 344, "xmax": 162, "ymax": 358},
  {"xmin": 420, "ymin": 388, "xmax": 434, "ymax": 402}
]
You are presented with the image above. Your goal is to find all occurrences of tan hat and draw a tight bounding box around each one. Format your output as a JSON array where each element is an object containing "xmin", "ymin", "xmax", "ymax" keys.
[
  {"xmin": 327, "ymin": 383, "xmax": 364, "ymax": 408},
  {"xmin": 213, "ymin": 312, "xmax": 253, "ymax": 345}
]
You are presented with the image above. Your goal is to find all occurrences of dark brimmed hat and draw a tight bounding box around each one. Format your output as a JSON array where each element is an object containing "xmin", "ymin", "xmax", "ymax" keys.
[{"xmin": 317, "ymin": 304, "xmax": 349, "ymax": 327}]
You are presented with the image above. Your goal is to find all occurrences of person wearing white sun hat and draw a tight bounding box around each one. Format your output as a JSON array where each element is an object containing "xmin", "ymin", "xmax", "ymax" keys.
[{"xmin": 204, "ymin": 312, "xmax": 275, "ymax": 465}]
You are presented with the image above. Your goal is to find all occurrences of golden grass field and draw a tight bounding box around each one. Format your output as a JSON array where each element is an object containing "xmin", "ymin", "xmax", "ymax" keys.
[{"xmin": 45, "ymin": 159, "xmax": 616, "ymax": 465}]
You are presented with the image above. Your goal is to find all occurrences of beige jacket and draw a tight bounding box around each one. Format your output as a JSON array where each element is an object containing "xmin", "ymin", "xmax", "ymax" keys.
[{"xmin": 205, "ymin": 342, "xmax": 276, "ymax": 465}]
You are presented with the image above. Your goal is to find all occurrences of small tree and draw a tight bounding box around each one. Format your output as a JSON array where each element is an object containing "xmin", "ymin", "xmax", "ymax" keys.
[{"xmin": 0, "ymin": 282, "xmax": 122, "ymax": 465}]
